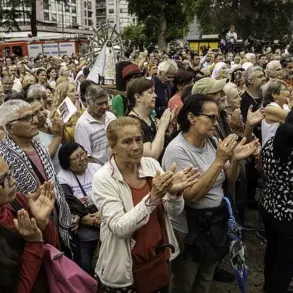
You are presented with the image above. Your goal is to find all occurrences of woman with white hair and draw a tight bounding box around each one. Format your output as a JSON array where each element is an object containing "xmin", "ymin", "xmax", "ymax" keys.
[{"xmin": 211, "ymin": 62, "xmax": 228, "ymax": 80}]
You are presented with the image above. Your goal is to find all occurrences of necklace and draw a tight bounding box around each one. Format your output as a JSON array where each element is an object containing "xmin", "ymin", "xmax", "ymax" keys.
[
  {"xmin": 132, "ymin": 109, "xmax": 152, "ymax": 126},
  {"xmin": 131, "ymin": 109, "xmax": 156, "ymax": 133}
]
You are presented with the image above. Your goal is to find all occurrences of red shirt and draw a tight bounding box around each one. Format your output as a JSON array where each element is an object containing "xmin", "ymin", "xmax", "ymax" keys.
[
  {"xmin": 0, "ymin": 193, "xmax": 58, "ymax": 293},
  {"xmin": 168, "ymin": 93, "xmax": 183, "ymax": 117}
]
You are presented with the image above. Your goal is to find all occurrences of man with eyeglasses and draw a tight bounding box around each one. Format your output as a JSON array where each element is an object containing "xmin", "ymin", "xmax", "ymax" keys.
[
  {"xmin": 74, "ymin": 85, "xmax": 116, "ymax": 166},
  {"xmin": 154, "ymin": 60, "xmax": 178, "ymax": 118},
  {"xmin": 0, "ymin": 99, "xmax": 72, "ymax": 253}
]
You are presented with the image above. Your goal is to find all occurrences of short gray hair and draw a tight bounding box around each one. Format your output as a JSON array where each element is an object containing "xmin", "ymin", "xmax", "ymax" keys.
[
  {"xmin": 0, "ymin": 99, "xmax": 31, "ymax": 131},
  {"xmin": 27, "ymin": 84, "xmax": 46, "ymax": 99},
  {"xmin": 262, "ymin": 79, "xmax": 287, "ymax": 107},
  {"xmin": 266, "ymin": 60, "xmax": 281, "ymax": 75},
  {"xmin": 158, "ymin": 60, "xmax": 178, "ymax": 73},
  {"xmin": 85, "ymin": 85, "xmax": 108, "ymax": 103},
  {"xmin": 244, "ymin": 66, "xmax": 264, "ymax": 86}
]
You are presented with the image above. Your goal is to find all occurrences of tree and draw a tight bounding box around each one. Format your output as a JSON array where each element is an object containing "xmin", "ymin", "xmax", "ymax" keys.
[
  {"xmin": 122, "ymin": 24, "xmax": 147, "ymax": 51},
  {"xmin": 194, "ymin": 0, "xmax": 293, "ymax": 42},
  {"xmin": 127, "ymin": 0, "xmax": 198, "ymax": 51}
]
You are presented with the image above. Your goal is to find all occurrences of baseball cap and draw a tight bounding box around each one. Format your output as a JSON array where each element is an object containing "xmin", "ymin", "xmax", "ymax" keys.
[
  {"xmin": 192, "ymin": 78, "xmax": 227, "ymax": 95},
  {"xmin": 122, "ymin": 63, "xmax": 143, "ymax": 80}
]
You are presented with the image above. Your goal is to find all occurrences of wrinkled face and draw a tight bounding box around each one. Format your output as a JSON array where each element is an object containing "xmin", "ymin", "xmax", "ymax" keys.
[
  {"xmin": 2, "ymin": 78, "xmax": 13, "ymax": 92},
  {"xmin": 0, "ymin": 157, "xmax": 17, "ymax": 205},
  {"xmin": 69, "ymin": 147, "xmax": 88, "ymax": 174},
  {"xmin": 189, "ymin": 102, "xmax": 219, "ymax": 137},
  {"xmin": 112, "ymin": 125, "xmax": 144, "ymax": 165},
  {"xmin": 8, "ymin": 66, "xmax": 16, "ymax": 76},
  {"xmin": 30, "ymin": 100, "xmax": 47, "ymax": 128},
  {"xmin": 159, "ymin": 67, "xmax": 177, "ymax": 84},
  {"xmin": 284, "ymin": 62, "xmax": 293, "ymax": 79},
  {"xmin": 37, "ymin": 70, "xmax": 47, "ymax": 84},
  {"xmin": 227, "ymin": 88, "xmax": 241, "ymax": 111},
  {"xmin": 7, "ymin": 105, "xmax": 39, "ymax": 139},
  {"xmin": 269, "ymin": 63, "xmax": 283, "ymax": 79},
  {"xmin": 88, "ymin": 95, "xmax": 109, "ymax": 118},
  {"xmin": 137, "ymin": 86, "xmax": 157, "ymax": 109},
  {"xmin": 67, "ymin": 83, "xmax": 77, "ymax": 103},
  {"xmin": 273, "ymin": 84, "xmax": 290, "ymax": 106},
  {"xmin": 250, "ymin": 70, "xmax": 266, "ymax": 90}
]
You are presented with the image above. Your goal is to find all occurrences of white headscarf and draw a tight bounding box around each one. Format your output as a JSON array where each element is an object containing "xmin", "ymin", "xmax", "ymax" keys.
[{"xmin": 211, "ymin": 62, "xmax": 227, "ymax": 79}]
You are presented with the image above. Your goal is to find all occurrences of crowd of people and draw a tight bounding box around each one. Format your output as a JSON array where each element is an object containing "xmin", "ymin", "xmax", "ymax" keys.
[{"xmin": 0, "ymin": 43, "xmax": 293, "ymax": 293}]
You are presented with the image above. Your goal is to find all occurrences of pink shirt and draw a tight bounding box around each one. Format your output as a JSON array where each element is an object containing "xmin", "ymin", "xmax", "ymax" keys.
[
  {"xmin": 25, "ymin": 149, "xmax": 47, "ymax": 184},
  {"xmin": 168, "ymin": 93, "xmax": 183, "ymax": 117}
]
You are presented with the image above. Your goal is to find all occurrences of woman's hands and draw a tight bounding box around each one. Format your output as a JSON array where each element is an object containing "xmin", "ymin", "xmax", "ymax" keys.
[
  {"xmin": 215, "ymin": 134, "xmax": 239, "ymax": 166},
  {"xmin": 232, "ymin": 138, "xmax": 260, "ymax": 162},
  {"xmin": 81, "ymin": 212, "xmax": 101, "ymax": 227},
  {"xmin": 27, "ymin": 181, "xmax": 56, "ymax": 231},
  {"xmin": 14, "ymin": 209, "xmax": 43, "ymax": 242},
  {"xmin": 150, "ymin": 163, "xmax": 200, "ymax": 202}
]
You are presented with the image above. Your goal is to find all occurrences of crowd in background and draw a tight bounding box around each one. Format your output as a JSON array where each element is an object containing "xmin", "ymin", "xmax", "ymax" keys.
[{"xmin": 0, "ymin": 38, "xmax": 293, "ymax": 293}]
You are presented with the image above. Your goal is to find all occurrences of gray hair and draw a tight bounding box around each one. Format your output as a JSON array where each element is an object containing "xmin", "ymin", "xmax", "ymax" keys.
[
  {"xmin": 245, "ymin": 53, "xmax": 256, "ymax": 63},
  {"xmin": 158, "ymin": 60, "xmax": 178, "ymax": 73},
  {"xmin": 244, "ymin": 66, "xmax": 264, "ymax": 86},
  {"xmin": 262, "ymin": 79, "xmax": 287, "ymax": 107},
  {"xmin": 0, "ymin": 99, "xmax": 31, "ymax": 131},
  {"xmin": 85, "ymin": 84, "xmax": 108, "ymax": 103},
  {"xmin": 27, "ymin": 84, "xmax": 46, "ymax": 99},
  {"xmin": 266, "ymin": 60, "xmax": 281, "ymax": 76}
]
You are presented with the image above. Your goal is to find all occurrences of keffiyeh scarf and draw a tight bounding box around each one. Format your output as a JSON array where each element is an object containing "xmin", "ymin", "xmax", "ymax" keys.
[{"xmin": 0, "ymin": 135, "xmax": 71, "ymax": 248}]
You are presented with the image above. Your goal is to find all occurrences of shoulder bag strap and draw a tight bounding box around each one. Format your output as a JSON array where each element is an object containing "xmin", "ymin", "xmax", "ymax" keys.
[{"xmin": 71, "ymin": 171, "xmax": 88, "ymax": 198}]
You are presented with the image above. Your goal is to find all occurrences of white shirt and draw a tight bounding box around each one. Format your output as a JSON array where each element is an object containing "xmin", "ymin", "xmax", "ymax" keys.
[
  {"xmin": 57, "ymin": 162, "xmax": 101, "ymax": 208},
  {"xmin": 226, "ymin": 31, "xmax": 238, "ymax": 44},
  {"xmin": 12, "ymin": 78, "xmax": 22, "ymax": 93},
  {"xmin": 262, "ymin": 102, "xmax": 289, "ymax": 147},
  {"xmin": 74, "ymin": 110, "xmax": 116, "ymax": 165}
]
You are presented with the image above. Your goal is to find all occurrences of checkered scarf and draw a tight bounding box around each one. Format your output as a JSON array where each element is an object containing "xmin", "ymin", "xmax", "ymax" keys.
[{"xmin": 0, "ymin": 135, "xmax": 71, "ymax": 248}]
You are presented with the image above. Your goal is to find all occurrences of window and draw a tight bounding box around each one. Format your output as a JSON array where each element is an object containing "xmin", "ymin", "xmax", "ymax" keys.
[
  {"xmin": 108, "ymin": 9, "xmax": 114, "ymax": 14},
  {"xmin": 85, "ymin": 19, "xmax": 88, "ymax": 25},
  {"xmin": 84, "ymin": 1, "xmax": 87, "ymax": 8},
  {"xmin": 85, "ymin": 10, "xmax": 87, "ymax": 16},
  {"xmin": 120, "ymin": 8, "xmax": 127, "ymax": 13},
  {"xmin": 88, "ymin": 11, "xmax": 92, "ymax": 17},
  {"xmin": 108, "ymin": 18, "xmax": 114, "ymax": 23},
  {"xmin": 71, "ymin": 0, "xmax": 76, "ymax": 3},
  {"xmin": 72, "ymin": 6, "xmax": 76, "ymax": 13},
  {"xmin": 44, "ymin": 12, "xmax": 49, "ymax": 20},
  {"xmin": 72, "ymin": 16, "xmax": 77, "ymax": 23},
  {"xmin": 108, "ymin": 0, "xmax": 114, "ymax": 4},
  {"xmin": 65, "ymin": 16, "xmax": 70, "ymax": 23},
  {"xmin": 65, "ymin": 5, "xmax": 70, "ymax": 12},
  {"xmin": 43, "ymin": 0, "xmax": 49, "ymax": 10},
  {"xmin": 51, "ymin": 13, "xmax": 57, "ymax": 21},
  {"xmin": 88, "ymin": 2, "xmax": 92, "ymax": 10},
  {"xmin": 88, "ymin": 19, "xmax": 92, "ymax": 26}
]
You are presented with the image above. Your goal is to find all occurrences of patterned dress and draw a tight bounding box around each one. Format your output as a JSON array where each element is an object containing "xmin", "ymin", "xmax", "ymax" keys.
[{"xmin": 260, "ymin": 137, "xmax": 293, "ymax": 222}]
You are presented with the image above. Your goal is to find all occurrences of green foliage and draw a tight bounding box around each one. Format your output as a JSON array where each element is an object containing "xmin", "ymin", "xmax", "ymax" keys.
[
  {"xmin": 194, "ymin": 0, "xmax": 293, "ymax": 42},
  {"xmin": 122, "ymin": 24, "xmax": 147, "ymax": 49},
  {"xmin": 127, "ymin": 0, "xmax": 198, "ymax": 44}
]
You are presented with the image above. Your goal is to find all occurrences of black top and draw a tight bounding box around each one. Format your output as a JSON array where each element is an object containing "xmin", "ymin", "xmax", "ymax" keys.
[
  {"xmin": 240, "ymin": 90, "xmax": 262, "ymax": 141},
  {"xmin": 128, "ymin": 114, "xmax": 157, "ymax": 143},
  {"xmin": 260, "ymin": 138, "xmax": 293, "ymax": 222}
]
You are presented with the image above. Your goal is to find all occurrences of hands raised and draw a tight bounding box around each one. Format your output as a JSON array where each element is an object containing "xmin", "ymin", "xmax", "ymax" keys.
[
  {"xmin": 27, "ymin": 181, "xmax": 56, "ymax": 230},
  {"xmin": 246, "ymin": 105, "xmax": 265, "ymax": 127},
  {"xmin": 14, "ymin": 209, "xmax": 43, "ymax": 242},
  {"xmin": 150, "ymin": 163, "xmax": 200, "ymax": 202}
]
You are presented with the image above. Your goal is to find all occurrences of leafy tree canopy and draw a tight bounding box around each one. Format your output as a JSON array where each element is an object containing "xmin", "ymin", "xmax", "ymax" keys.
[{"xmin": 194, "ymin": 0, "xmax": 293, "ymax": 42}]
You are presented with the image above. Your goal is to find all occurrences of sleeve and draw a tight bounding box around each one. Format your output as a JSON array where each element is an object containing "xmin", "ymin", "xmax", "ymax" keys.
[
  {"xmin": 15, "ymin": 241, "xmax": 44, "ymax": 293},
  {"xmin": 112, "ymin": 95, "xmax": 125, "ymax": 117},
  {"xmin": 91, "ymin": 171, "xmax": 157, "ymax": 239},
  {"xmin": 74, "ymin": 122, "xmax": 92, "ymax": 156},
  {"xmin": 41, "ymin": 220, "xmax": 59, "ymax": 247}
]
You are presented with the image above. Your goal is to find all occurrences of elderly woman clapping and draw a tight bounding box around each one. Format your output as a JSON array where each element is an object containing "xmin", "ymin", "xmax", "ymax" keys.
[{"xmin": 91, "ymin": 117, "xmax": 200, "ymax": 293}]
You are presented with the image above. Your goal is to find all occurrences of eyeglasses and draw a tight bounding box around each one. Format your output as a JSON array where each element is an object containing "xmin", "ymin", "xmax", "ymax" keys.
[
  {"xmin": 197, "ymin": 113, "xmax": 218, "ymax": 124},
  {"xmin": 70, "ymin": 151, "xmax": 88, "ymax": 162},
  {"xmin": 8, "ymin": 112, "xmax": 38, "ymax": 124},
  {"xmin": 0, "ymin": 170, "xmax": 13, "ymax": 188}
]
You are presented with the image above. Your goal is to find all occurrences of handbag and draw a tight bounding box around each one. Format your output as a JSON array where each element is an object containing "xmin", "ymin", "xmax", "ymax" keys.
[
  {"xmin": 43, "ymin": 244, "xmax": 98, "ymax": 293},
  {"xmin": 184, "ymin": 201, "xmax": 229, "ymax": 264}
]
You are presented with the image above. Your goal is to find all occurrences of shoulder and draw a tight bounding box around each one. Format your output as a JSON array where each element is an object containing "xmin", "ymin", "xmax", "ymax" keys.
[
  {"xmin": 88, "ymin": 162, "xmax": 102, "ymax": 173},
  {"xmin": 106, "ymin": 111, "xmax": 117, "ymax": 120},
  {"xmin": 165, "ymin": 134, "xmax": 185, "ymax": 152},
  {"xmin": 140, "ymin": 157, "xmax": 161, "ymax": 171},
  {"xmin": 57, "ymin": 169, "xmax": 72, "ymax": 183}
]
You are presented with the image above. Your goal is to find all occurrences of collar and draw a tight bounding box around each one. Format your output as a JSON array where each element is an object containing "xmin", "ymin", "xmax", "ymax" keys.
[
  {"xmin": 108, "ymin": 156, "xmax": 153, "ymax": 183},
  {"xmin": 83, "ymin": 109, "xmax": 104, "ymax": 124}
]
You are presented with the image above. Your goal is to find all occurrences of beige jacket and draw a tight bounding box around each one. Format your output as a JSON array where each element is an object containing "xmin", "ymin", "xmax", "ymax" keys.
[{"xmin": 91, "ymin": 156, "xmax": 184, "ymax": 288}]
